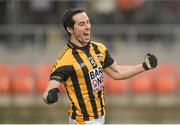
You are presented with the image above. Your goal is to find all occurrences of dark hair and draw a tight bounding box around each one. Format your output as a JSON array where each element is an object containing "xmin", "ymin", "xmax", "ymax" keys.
[{"xmin": 62, "ymin": 8, "xmax": 85, "ymax": 36}]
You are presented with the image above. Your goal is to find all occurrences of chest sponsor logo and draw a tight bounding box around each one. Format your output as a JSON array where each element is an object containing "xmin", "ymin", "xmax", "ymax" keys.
[{"xmin": 89, "ymin": 66, "xmax": 103, "ymax": 93}]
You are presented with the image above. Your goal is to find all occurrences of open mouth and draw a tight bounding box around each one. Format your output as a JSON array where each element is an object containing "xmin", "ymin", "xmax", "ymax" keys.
[{"xmin": 83, "ymin": 32, "xmax": 90, "ymax": 37}]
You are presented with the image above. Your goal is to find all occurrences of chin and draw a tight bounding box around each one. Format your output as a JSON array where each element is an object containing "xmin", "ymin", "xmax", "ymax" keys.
[
  {"xmin": 85, "ymin": 40, "xmax": 90, "ymax": 43},
  {"xmin": 84, "ymin": 39, "xmax": 91, "ymax": 43}
]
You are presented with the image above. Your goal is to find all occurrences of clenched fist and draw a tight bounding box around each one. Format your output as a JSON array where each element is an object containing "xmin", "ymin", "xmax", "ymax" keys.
[
  {"xmin": 143, "ymin": 53, "xmax": 158, "ymax": 70},
  {"xmin": 43, "ymin": 88, "xmax": 60, "ymax": 104}
]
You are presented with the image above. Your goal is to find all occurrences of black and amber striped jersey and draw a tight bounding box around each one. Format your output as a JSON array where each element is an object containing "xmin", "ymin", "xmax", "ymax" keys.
[{"xmin": 49, "ymin": 41, "xmax": 114, "ymax": 124}]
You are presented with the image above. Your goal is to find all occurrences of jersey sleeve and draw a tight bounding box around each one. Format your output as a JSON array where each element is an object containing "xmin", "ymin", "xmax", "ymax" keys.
[
  {"xmin": 49, "ymin": 47, "xmax": 72, "ymax": 83},
  {"xmin": 103, "ymin": 49, "xmax": 114, "ymax": 69},
  {"xmin": 50, "ymin": 65, "xmax": 72, "ymax": 83},
  {"xmin": 93, "ymin": 42, "xmax": 115, "ymax": 69}
]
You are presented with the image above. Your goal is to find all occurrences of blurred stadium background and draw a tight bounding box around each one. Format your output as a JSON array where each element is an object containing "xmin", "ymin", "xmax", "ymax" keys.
[{"xmin": 0, "ymin": 0, "xmax": 180, "ymax": 124}]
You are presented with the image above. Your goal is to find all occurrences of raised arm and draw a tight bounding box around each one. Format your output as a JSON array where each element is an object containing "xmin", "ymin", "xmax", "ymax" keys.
[
  {"xmin": 104, "ymin": 61, "xmax": 145, "ymax": 80},
  {"xmin": 104, "ymin": 53, "xmax": 158, "ymax": 80}
]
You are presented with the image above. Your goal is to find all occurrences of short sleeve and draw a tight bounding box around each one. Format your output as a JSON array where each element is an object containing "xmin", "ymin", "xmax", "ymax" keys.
[
  {"xmin": 103, "ymin": 50, "xmax": 114, "ymax": 69},
  {"xmin": 50, "ymin": 66, "xmax": 72, "ymax": 83}
]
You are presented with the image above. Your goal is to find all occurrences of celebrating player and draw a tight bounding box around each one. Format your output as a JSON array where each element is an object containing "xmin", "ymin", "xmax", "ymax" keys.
[{"xmin": 43, "ymin": 8, "xmax": 158, "ymax": 124}]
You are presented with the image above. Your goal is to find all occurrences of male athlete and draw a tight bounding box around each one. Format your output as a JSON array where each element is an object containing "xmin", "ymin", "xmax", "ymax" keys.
[{"xmin": 43, "ymin": 8, "xmax": 158, "ymax": 124}]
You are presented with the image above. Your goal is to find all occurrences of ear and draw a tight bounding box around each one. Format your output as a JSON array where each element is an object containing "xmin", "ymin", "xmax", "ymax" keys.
[{"xmin": 66, "ymin": 26, "xmax": 74, "ymax": 34}]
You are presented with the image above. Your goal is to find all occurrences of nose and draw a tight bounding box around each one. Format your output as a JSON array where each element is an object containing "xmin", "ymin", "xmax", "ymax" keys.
[{"xmin": 85, "ymin": 23, "xmax": 90, "ymax": 30}]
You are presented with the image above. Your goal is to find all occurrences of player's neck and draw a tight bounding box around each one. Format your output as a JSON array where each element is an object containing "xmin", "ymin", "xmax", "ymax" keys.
[{"xmin": 70, "ymin": 37, "xmax": 88, "ymax": 47}]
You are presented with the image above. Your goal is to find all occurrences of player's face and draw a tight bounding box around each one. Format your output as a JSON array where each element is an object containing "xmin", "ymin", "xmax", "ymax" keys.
[{"xmin": 71, "ymin": 12, "xmax": 91, "ymax": 45}]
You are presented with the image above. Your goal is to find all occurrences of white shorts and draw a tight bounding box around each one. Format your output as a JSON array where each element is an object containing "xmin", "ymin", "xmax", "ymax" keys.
[{"xmin": 69, "ymin": 114, "xmax": 105, "ymax": 125}]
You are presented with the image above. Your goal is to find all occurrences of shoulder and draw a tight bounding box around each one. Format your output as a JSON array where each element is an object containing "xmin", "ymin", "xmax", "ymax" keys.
[
  {"xmin": 56, "ymin": 46, "xmax": 70, "ymax": 61},
  {"xmin": 51, "ymin": 46, "xmax": 72, "ymax": 72},
  {"xmin": 91, "ymin": 41, "xmax": 107, "ymax": 51}
]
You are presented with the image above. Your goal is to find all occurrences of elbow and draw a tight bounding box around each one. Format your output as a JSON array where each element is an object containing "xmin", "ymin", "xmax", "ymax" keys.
[
  {"xmin": 112, "ymin": 73, "xmax": 131, "ymax": 80},
  {"xmin": 113, "ymin": 77, "xmax": 127, "ymax": 80},
  {"xmin": 113, "ymin": 77, "xmax": 121, "ymax": 80},
  {"xmin": 111, "ymin": 75, "xmax": 124, "ymax": 80}
]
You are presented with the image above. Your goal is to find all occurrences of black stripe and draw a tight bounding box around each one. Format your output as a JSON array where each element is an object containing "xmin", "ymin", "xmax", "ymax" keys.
[
  {"xmin": 50, "ymin": 65, "xmax": 72, "ymax": 82},
  {"xmin": 71, "ymin": 103, "xmax": 76, "ymax": 119},
  {"xmin": 98, "ymin": 90, "xmax": 104, "ymax": 116},
  {"xmin": 64, "ymin": 84, "xmax": 77, "ymax": 120},
  {"xmin": 85, "ymin": 50, "xmax": 102, "ymax": 118},
  {"xmin": 72, "ymin": 49, "xmax": 98, "ymax": 119},
  {"xmin": 91, "ymin": 43, "xmax": 103, "ymax": 65},
  {"xmin": 91, "ymin": 43, "xmax": 104, "ymax": 116},
  {"xmin": 71, "ymin": 63, "xmax": 89, "ymax": 121}
]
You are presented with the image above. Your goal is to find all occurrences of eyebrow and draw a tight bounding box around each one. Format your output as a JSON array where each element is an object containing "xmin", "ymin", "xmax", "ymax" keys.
[{"xmin": 78, "ymin": 19, "xmax": 90, "ymax": 25}]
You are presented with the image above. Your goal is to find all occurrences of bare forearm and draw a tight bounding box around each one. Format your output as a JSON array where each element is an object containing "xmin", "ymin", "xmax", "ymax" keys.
[
  {"xmin": 45, "ymin": 80, "xmax": 60, "ymax": 91},
  {"xmin": 105, "ymin": 62, "xmax": 145, "ymax": 80},
  {"xmin": 116, "ymin": 64, "xmax": 145, "ymax": 80}
]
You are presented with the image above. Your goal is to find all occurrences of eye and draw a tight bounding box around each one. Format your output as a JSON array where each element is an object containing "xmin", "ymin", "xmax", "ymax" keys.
[{"xmin": 79, "ymin": 22, "xmax": 84, "ymax": 26}]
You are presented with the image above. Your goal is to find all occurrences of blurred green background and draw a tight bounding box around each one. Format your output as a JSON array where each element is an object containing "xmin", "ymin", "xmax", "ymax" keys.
[{"xmin": 0, "ymin": 0, "xmax": 180, "ymax": 124}]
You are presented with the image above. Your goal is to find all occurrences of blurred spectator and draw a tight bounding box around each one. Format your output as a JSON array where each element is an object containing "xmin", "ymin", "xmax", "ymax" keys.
[
  {"xmin": 91, "ymin": 0, "xmax": 116, "ymax": 48},
  {"xmin": 116, "ymin": 0, "xmax": 145, "ymax": 24},
  {"xmin": 0, "ymin": 1, "xmax": 7, "ymax": 46},
  {"xmin": 116, "ymin": 0, "xmax": 144, "ymax": 12},
  {"xmin": 140, "ymin": 1, "xmax": 177, "ymax": 43},
  {"xmin": 157, "ymin": 1, "xmax": 180, "ymax": 44},
  {"xmin": 142, "ymin": 2, "xmax": 159, "ymax": 24},
  {"xmin": 160, "ymin": 1, "xmax": 180, "ymax": 24},
  {"xmin": 30, "ymin": 0, "xmax": 53, "ymax": 24},
  {"xmin": 92, "ymin": 0, "xmax": 116, "ymax": 24},
  {"xmin": 0, "ymin": 1, "xmax": 7, "ymax": 24},
  {"xmin": 67, "ymin": 1, "xmax": 86, "ymax": 9}
]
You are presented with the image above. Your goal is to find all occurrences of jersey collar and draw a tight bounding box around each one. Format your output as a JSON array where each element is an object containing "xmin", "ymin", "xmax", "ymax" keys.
[{"xmin": 67, "ymin": 41, "xmax": 91, "ymax": 51}]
